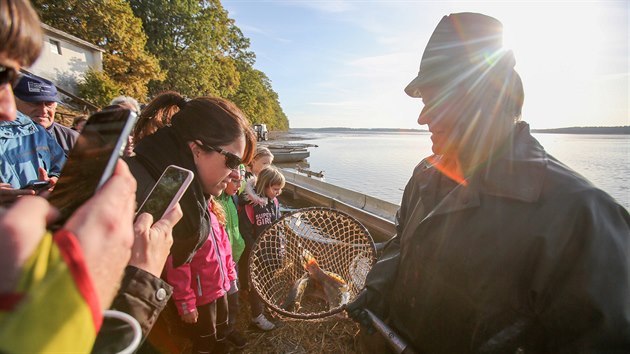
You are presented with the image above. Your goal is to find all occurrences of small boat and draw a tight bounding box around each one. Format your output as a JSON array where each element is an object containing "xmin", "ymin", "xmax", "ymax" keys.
[
  {"xmin": 265, "ymin": 143, "xmax": 314, "ymax": 163},
  {"xmin": 273, "ymin": 150, "xmax": 310, "ymax": 163}
]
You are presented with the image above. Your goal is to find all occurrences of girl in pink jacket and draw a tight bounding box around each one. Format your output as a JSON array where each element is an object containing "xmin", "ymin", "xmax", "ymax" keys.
[{"xmin": 165, "ymin": 199, "xmax": 237, "ymax": 354}]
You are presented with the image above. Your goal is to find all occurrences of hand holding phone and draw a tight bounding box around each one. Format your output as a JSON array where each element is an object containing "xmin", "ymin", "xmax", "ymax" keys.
[
  {"xmin": 24, "ymin": 181, "xmax": 51, "ymax": 192},
  {"xmin": 47, "ymin": 109, "xmax": 137, "ymax": 226},
  {"xmin": 131, "ymin": 204, "xmax": 183, "ymax": 277},
  {"xmin": 136, "ymin": 165, "xmax": 193, "ymax": 222}
]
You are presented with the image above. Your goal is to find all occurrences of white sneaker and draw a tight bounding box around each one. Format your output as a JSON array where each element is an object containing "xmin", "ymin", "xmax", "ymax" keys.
[{"xmin": 251, "ymin": 314, "xmax": 275, "ymax": 331}]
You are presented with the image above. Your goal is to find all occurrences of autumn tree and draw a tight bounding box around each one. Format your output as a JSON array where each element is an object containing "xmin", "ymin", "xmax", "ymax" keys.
[
  {"xmin": 31, "ymin": 0, "xmax": 163, "ymax": 101},
  {"xmin": 128, "ymin": 0, "xmax": 251, "ymax": 98},
  {"xmin": 78, "ymin": 69, "xmax": 121, "ymax": 107}
]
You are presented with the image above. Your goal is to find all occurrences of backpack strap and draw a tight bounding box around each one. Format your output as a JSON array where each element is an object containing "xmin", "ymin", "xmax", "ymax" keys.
[{"xmin": 245, "ymin": 203, "xmax": 255, "ymax": 225}]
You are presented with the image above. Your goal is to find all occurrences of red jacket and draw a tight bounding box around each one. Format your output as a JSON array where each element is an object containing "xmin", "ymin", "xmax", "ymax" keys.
[{"xmin": 165, "ymin": 208, "xmax": 236, "ymax": 316}]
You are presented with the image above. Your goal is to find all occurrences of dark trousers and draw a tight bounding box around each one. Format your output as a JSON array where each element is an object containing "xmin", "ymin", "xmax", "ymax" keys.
[
  {"xmin": 190, "ymin": 296, "xmax": 229, "ymax": 354},
  {"xmin": 239, "ymin": 244, "xmax": 264, "ymax": 318}
]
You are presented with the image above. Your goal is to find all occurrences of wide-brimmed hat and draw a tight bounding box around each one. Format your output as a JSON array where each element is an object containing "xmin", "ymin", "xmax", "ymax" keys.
[
  {"xmin": 13, "ymin": 74, "xmax": 60, "ymax": 103},
  {"xmin": 405, "ymin": 12, "xmax": 513, "ymax": 98}
]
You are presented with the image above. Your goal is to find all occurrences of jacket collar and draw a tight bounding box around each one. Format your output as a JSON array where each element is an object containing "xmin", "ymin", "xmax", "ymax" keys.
[
  {"xmin": 425, "ymin": 122, "xmax": 547, "ymax": 219},
  {"xmin": 473, "ymin": 122, "xmax": 547, "ymax": 203},
  {"xmin": 0, "ymin": 111, "xmax": 38, "ymax": 138}
]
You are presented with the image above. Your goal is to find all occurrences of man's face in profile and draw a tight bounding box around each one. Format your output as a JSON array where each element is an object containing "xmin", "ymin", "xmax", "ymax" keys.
[{"xmin": 417, "ymin": 86, "xmax": 470, "ymax": 157}]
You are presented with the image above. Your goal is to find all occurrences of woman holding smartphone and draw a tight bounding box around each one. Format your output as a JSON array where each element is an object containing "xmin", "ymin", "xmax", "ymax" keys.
[{"xmin": 125, "ymin": 92, "xmax": 255, "ymax": 353}]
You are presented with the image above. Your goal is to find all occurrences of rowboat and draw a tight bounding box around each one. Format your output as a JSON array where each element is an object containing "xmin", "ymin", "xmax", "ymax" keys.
[{"xmin": 273, "ymin": 150, "xmax": 310, "ymax": 163}]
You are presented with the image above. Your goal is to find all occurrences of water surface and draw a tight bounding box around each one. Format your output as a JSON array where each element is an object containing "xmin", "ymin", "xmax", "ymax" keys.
[{"xmin": 281, "ymin": 130, "xmax": 629, "ymax": 210}]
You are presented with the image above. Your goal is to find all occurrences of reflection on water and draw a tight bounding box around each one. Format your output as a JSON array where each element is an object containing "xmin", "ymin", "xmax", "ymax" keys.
[{"xmin": 280, "ymin": 131, "xmax": 630, "ymax": 210}]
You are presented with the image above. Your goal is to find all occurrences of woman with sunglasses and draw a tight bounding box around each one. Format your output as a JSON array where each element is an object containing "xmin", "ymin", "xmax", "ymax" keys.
[{"xmin": 125, "ymin": 91, "xmax": 255, "ymax": 353}]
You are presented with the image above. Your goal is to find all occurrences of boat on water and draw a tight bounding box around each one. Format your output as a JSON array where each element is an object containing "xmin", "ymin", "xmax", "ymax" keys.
[
  {"xmin": 278, "ymin": 168, "xmax": 397, "ymax": 243},
  {"xmin": 272, "ymin": 150, "xmax": 310, "ymax": 163},
  {"xmin": 264, "ymin": 142, "xmax": 317, "ymax": 163}
]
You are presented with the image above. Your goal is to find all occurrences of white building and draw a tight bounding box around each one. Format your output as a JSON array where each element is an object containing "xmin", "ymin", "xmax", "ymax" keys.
[{"xmin": 29, "ymin": 24, "xmax": 104, "ymax": 95}]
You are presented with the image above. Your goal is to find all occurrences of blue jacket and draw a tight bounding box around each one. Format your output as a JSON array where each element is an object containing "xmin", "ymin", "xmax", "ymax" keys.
[{"xmin": 0, "ymin": 112, "xmax": 66, "ymax": 188}]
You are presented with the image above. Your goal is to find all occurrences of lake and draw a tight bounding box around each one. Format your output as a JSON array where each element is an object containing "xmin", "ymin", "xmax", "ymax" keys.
[{"xmin": 278, "ymin": 130, "xmax": 630, "ymax": 210}]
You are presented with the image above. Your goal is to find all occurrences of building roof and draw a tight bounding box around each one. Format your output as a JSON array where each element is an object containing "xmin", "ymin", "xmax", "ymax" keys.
[{"xmin": 41, "ymin": 23, "xmax": 105, "ymax": 53}]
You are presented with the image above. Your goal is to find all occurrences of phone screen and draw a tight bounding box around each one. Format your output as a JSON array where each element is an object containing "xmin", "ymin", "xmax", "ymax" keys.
[
  {"xmin": 48, "ymin": 109, "xmax": 137, "ymax": 225},
  {"xmin": 136, "ymin": 165, "xmax": 193, "ymax": 221}
]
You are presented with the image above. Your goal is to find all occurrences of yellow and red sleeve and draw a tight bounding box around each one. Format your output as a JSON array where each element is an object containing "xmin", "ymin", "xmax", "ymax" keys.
[{"xmin": 0, "ymin": 230, "xmax": 101, "ymax": 353}]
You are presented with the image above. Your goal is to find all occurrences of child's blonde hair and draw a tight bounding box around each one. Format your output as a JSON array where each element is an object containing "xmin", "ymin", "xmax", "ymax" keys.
[
  {"xmin": 250, "ymin": 146, "xmax": 274, "ymax": 166},
  {"xmin": 255, "ymin": 166, "xmax": 285, "ymax": 194},
  {"xmin": 208, "ymin": 197, "xmax": 226, "ymax": 225}
]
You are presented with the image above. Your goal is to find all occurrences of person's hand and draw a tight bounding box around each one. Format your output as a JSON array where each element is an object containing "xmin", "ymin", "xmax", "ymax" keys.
[
  {"xmin": 0, "ymin": 196, "xmax": 57, "ymax": 292},
  {"xmin": 37, "ymin": 167, "xmax": 58, "ymax": 187},
  {"xmin": 129, "ymin": 204, "xmax": 183, "ymax": 277},
  {"xmin": 0, "ymin": 183, "xmax": 35, "ymax": 204},
  {"xmin": 345, "ymin": 289, "xmax": 376, "ymax": 335},
  {"xmin": 123, "ymin": 136, "xmax": 135, "ymax": 157},
  {"xmin": 181, "ymin": 309, "xmax": 198, "ymax": 324},
  {"xmin": 63, "ymin": 160, "xmax": 137, "ymax": 310}
]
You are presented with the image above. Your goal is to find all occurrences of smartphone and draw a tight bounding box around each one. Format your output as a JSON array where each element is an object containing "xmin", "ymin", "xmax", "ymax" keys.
[
  {"xmin": 24, "ymin": 180, "xmax": 51, "ymax": 191},
  {"xmin": 136, "ymin": 165, "xmax": 193, "ymax": 222},
  {"xmin": 47, "ymin": 109, "xmax": 137, "ymax": 225}
]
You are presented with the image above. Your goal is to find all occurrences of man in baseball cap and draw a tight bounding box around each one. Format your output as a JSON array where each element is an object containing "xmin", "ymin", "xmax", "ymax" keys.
[{"xmin": 14, "ymin": 73, "xmax": 78, "ymax": 155}]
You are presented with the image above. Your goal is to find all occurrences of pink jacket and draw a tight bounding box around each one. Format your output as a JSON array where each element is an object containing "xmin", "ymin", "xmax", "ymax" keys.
[{"xmin": 165, "ymin": 208, "xmax": 236, "ymax": 316}]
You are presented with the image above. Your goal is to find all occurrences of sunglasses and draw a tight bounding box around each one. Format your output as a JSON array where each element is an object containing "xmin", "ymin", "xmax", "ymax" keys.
[
  {"xmin": 0, "ymin": 65, "xmax": 22, "ymax": 88},
  {"xmin": 196, "ymin": 142, "xmax": 242, "ymax": 170}
]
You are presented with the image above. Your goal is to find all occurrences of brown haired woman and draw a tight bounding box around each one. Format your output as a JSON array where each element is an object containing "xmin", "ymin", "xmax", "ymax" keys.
[{"xmin": 125, "ymin": 91, "xmax": 256, "ymax": 353}]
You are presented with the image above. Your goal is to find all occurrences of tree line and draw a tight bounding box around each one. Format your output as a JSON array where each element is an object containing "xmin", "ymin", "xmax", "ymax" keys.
[{"xmin": 31, "ymin": 0, "xmax": 289, "ymax": 130}]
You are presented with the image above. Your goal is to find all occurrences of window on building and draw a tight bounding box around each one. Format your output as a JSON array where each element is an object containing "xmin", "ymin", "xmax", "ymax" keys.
[{"xmin": 49, "ymin": 39, "xmax": 61, "ymax": 55}]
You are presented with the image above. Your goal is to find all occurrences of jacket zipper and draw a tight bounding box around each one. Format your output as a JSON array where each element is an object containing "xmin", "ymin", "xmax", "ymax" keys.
[
  {"xmin": 208, "ymin": 211, "xmax": 227, "ymax": 291},
  {"xmin": 196, "ymin": 274, "xmax": 202, "ymax": 296}
]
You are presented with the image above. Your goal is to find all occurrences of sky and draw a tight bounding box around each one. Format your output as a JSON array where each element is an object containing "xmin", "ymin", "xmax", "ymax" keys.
[{"xmin": 223, "ymin": 0, "xmax": 629, "ymax": 129}]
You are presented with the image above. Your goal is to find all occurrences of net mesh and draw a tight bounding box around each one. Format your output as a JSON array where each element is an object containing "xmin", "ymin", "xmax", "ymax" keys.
[{"xmin": 249, "ymin": 207, "xmax": 377, "ymax": 320}]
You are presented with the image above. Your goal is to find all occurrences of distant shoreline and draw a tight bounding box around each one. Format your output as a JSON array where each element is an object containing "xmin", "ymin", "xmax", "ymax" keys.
[{"xmin": 270, "ymin": 126, "xmax": 630, "ymax": 140}]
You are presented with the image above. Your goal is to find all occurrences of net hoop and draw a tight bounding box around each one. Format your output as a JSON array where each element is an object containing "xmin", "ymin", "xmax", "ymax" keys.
[{"xmin": 248, "ymin": 207, "xmax": 377, "ymax": 320}]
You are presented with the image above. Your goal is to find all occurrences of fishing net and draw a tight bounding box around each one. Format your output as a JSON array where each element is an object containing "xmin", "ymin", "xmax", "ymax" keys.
[{"xmin": 249, "ymin": 207, "xmax": 377, "ymax": 320}]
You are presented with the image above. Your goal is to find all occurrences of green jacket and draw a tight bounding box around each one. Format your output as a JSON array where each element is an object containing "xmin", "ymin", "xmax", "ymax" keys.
[{"xmin": 217, "ymin": 192, "xmax": 246, "ymax": 263}]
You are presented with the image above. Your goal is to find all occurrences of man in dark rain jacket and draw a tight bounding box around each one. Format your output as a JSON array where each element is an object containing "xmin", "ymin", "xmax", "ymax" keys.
[{"xmin": 347, "ymin": 12, "xmax": 630, "ymax": 354}]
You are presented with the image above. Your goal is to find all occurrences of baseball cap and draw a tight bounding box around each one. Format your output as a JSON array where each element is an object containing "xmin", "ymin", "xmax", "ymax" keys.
[
  {"xmin": 13, "ymin": 74, "xmax": 60, "ymax": 102},
  {"xmin": 405, "ymin": 13, "xmax": 513, "ymax": 98}
]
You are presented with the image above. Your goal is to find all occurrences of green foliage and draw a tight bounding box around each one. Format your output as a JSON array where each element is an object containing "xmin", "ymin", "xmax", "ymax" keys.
[
  {"xmin": 31, "ymin": 0, "xmax": 163, "ymax": 101},
  {"xmin": 77, "ymin": 69, "xmax": 121, "ymax": 107},
  {"xmin": 129, "ymin": 0, "xmax": 242, "ymax": 97},
  {"xmin": 34, "ymin": 0, "xmax": 290, "ymax": 130}
]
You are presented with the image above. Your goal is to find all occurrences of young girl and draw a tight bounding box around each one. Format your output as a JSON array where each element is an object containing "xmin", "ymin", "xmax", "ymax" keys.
[
  {"xmin": 238, "ymin": 166, "xmax": 285, "ymax": 331},
  {"xmin": 165, "ymin": 199, "xmax": 237, "ymax": 354},
  {"xmin": 126, "ymin": 93, "xmax": 255, "ymax": 352},
  {"xmin": 244, "ymin": 146, "xmax": 274, "ymax": 179},
  {"xmin": 216, "ymin": 176, "xmax": 247, "ymax": 349}
]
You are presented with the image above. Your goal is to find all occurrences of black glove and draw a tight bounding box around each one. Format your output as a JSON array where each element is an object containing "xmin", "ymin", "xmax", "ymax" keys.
[{"xmin": 345, "ymin": 289, "xmax": 376, "ymax": 335}]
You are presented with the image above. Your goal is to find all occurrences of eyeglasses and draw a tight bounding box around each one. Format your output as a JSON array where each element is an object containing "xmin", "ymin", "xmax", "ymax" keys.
[
  {"xmin": 196, "ymin": 142, "xmax": 242, "ymax": 170},
  {"xmin": 0, "ymin": 65, "xmax": 22, "ymax": 88}
]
